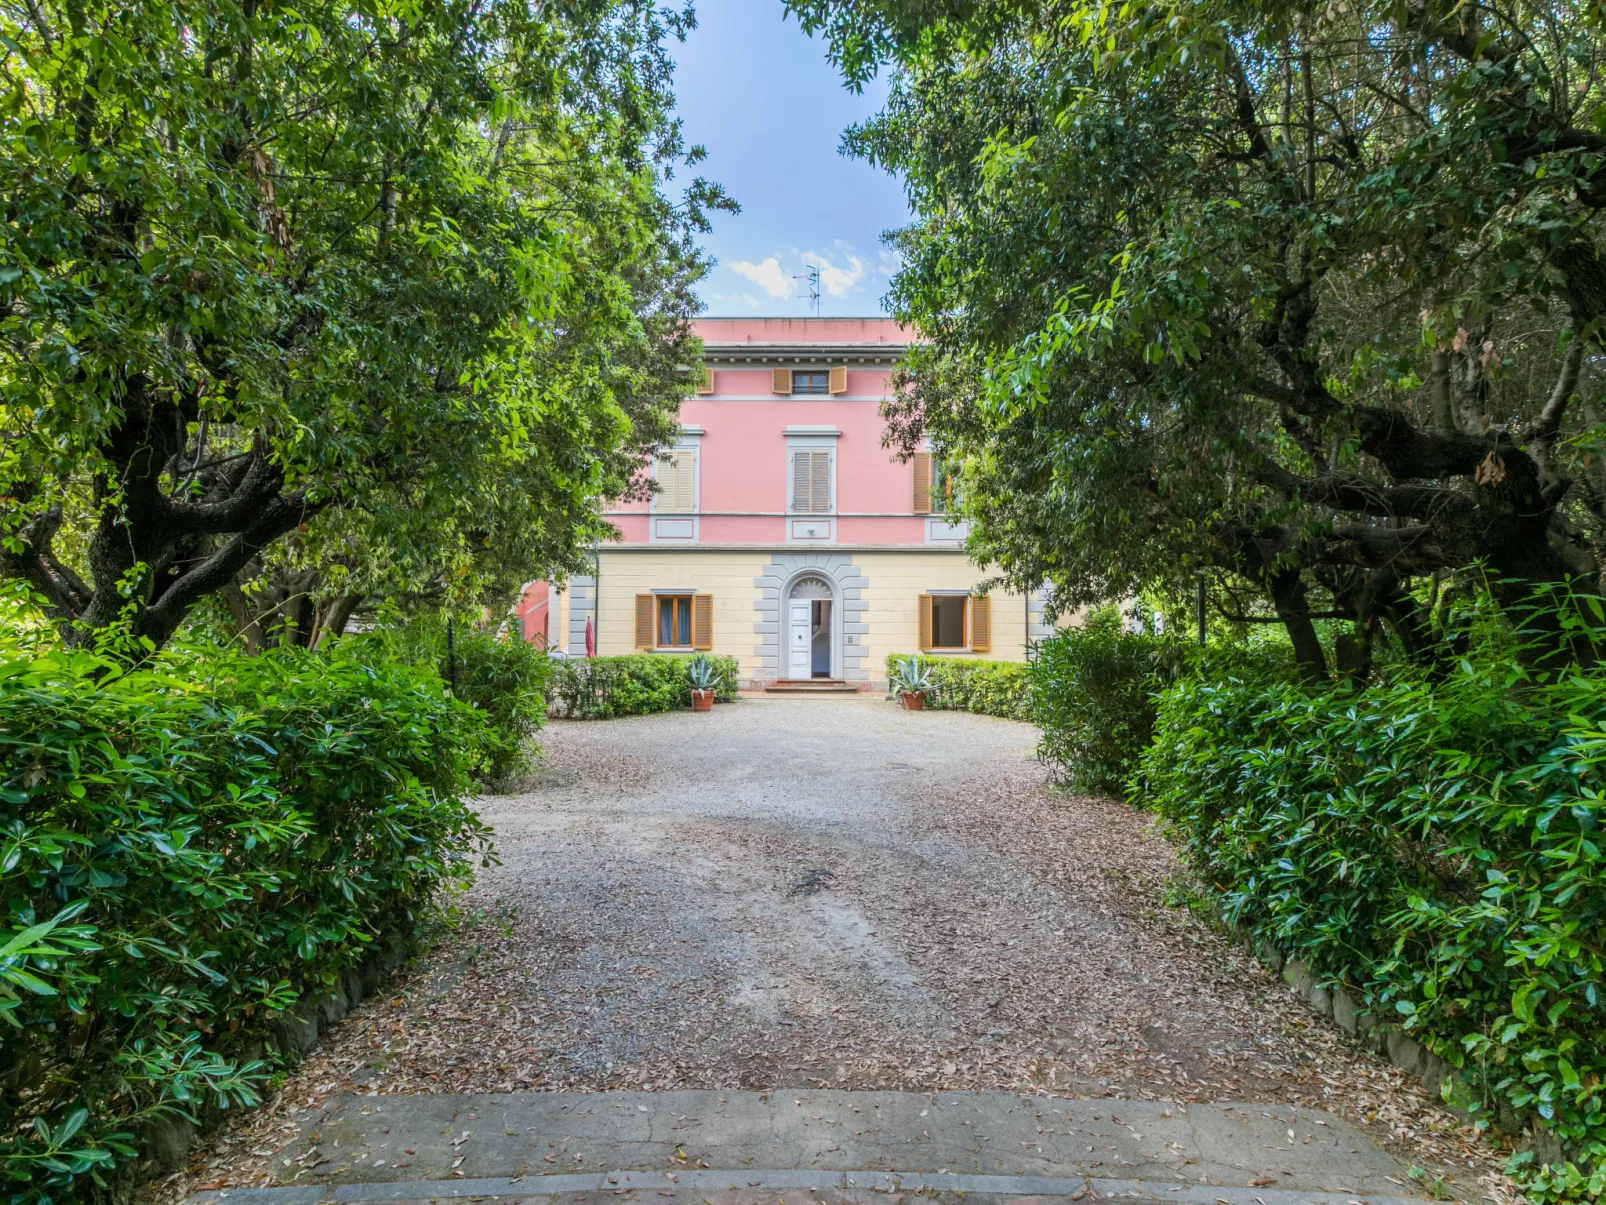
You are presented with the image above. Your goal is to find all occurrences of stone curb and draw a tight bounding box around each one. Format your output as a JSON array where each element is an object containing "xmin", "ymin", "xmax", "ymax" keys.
[
  {"xmin": 94, "ymin": 933, "xmax": 413, "ymax": 1205},
  {"xmin": 1250, "ymin": 939, "xmax": 1564, "ymax": 1166},
  {"xmin": 186, "ymin": 1167, "xmax": 1432, "ymax": 1205}
]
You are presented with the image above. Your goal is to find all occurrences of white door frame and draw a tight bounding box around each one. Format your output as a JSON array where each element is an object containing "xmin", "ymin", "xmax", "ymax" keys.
[{"xmin": 784, "ymin": 572, "xmax": 838, "ymax": 680}]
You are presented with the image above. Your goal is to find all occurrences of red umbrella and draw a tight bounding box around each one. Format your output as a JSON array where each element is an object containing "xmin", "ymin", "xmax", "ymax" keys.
[{"xmin": 584, "ymin": 615, "xmax": 595, "ymax": 657}]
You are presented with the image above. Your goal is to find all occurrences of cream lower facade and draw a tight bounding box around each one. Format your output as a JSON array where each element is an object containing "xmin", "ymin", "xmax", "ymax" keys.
[{"xmin": 543, "ymin": 547, "xmax": 1056, "ymax": 690}]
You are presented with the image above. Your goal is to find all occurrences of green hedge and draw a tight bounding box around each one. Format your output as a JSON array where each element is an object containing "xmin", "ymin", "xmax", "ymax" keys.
[
  {"xmin": 884, "ymin": 654, "xmax": 1031, "ymax": 720},
  {"xmin": 354, "ymin": 623, "xmax": 550, "ymax": 786},
  {"xmin": 0, "ymin": 644, "xmax": 492, "ymax": 1204},
  {"xmin": 1029, "ymin": 610, "xmax": 1298, "ymax": 795},
  {"xmin": 546, "ymin": 653, "xmax": 739, "ymax": 719},
  {"xmin": 1027, "ymin": 620, "xmax": 1170, "ymax": 794},
  {"xmin": 1139, "ymin": 658, "xmax": 1606, "ymax": 1202}
]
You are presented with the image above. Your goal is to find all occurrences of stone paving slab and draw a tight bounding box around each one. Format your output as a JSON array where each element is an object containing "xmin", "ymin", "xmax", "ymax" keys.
[{"xmin": 209, "ymin": 1091, "xmax": 1434, "ymax": 1201}]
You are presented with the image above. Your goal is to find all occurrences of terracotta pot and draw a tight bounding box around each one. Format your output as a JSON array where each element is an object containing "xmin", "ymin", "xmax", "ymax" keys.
[
  {"xmin": 691, "ymin": 688, "xmax": 715, "ymax": 713},
  {"xmin": 900, "ymin": 691, "xmax": 925, "ymax": 711}
]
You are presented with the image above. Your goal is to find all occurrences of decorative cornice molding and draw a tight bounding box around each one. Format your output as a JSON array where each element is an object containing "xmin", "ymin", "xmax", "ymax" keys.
[{"xmin": 701, "ymin": 342, "xmax": 906, "ymax": 365}]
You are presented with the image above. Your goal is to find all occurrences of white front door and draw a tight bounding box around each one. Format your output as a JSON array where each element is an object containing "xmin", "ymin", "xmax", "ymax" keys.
[{"xmin": 788, "ymin": 599, "xmax": 812, "ymax": 679}]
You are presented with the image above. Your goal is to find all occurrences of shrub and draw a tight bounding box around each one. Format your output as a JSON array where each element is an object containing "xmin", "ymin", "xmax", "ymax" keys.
[
  {"xmin": 1029, "ymin": 606, "xmax": 1298, "ymax": 794},
  {"xmin": 1028, "ymin": 618, "xmax": 1168, "ymax": 793},
  {"xmin": 0, "ymin": 642, "xmax": 492, "ymax": 1204},
  {"xmin": 546, "ymin": 653, "xmax": 740, "ymax": 719},
  {"xmin": 351, "ymin": 622, "xmax": 549, "ymax": 786},
  {"xmin": 1139, "ymin": 655, "xmax": 1606, "ymax": 1201},
  {"xmin": 885, "ymin": 654, "xmax": 1031, "ymax": 721}
]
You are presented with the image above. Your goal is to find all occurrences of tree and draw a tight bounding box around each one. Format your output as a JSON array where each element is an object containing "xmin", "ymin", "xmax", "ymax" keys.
[
  {"xmin": 1, "ymin": 0, "xmax": 726, "ymax": 651},
  {"xmin": 789, "ymin": 0, "xmax": 1606, "ymax": 677}
]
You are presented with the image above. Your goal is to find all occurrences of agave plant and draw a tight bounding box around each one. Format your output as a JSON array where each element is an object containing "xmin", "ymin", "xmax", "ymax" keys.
[
  {"xmin": 686, "ymin": 654, "xmax": 723, "ymax": 692},
  {"xmin": 890, "ymin": 655, "xmax": 934, "ymax": 694}
]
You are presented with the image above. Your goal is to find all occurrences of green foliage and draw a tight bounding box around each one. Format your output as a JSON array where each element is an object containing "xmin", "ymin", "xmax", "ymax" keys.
[
  {"xmin": 353, "ymin": 623, "xmax": 548, "ymax": 787},
  {"xmin": 790, "ymin": 0, "xmax": 1606, "ymax": 676},
  {"xmin": 1139, "ymin": 646, "xmax": 1606, "ymax": 1200},
  {"xmin": 1, "ymin": 0, "xmax": 727, "ymax": 647},
  {"xmin": 547, "ymin": 654, "xmax": 740, "ymax": 720},
  {"xmin": 1028, "ymin": 613, "xmax": 1171, "ymax": 795},
  {"xmin": 1030, "ymin": 608, "xmax": 1298, "ymax": 794},
  {"xmin": 0, "ymin": 638, "xmax": 492, "ymax": 1202},
  {"xmin": 887, "ymin": 654, "xmax": 1030, "ymax": 721}
]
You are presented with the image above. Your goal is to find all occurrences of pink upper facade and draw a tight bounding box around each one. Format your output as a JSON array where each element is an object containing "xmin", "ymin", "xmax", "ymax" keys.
[{"xmin": 607, "ymin": 317, "xmax": 964, "ymax": 549}]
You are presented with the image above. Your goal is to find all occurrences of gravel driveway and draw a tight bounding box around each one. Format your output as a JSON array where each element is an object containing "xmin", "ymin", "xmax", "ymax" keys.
[{"xmin": 188, "ymin": 696, "xmax": 1497, "ymax": 1195}]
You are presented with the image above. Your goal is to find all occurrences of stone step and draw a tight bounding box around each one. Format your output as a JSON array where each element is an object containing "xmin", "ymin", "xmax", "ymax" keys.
[
  {"xmin": 764, "ymin": 680, "xmax": 861, "ymax": 694},
  {"xmin": 186, "ymin": 1090, "xmax": 1443, "ymax": 1205}
]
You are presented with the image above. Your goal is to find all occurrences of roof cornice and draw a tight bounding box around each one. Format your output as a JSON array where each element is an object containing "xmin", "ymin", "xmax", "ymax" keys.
[{"xmin": 701, "ymin": 342, "xmax": 907, "ymax": 364}]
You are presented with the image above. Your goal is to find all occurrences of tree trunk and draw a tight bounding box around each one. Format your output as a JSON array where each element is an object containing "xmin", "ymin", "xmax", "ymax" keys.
[
  {"xmin": 310, "ymin": 594, "xmax": 362, "ymax": 649},
  {"xmin": 1268, "ymin": 569, "xmax": 1329, "ymax": 684}
]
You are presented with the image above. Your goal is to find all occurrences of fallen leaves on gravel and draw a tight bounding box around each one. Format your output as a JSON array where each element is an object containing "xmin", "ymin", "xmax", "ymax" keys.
[{"xmin": 162, "ymin": 709, "xmax": 1521, "ymax": 1205}]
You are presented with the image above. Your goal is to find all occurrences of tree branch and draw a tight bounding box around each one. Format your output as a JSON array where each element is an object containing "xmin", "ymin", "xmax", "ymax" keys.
[
  {"xmin": 0, "ymin": 499, "xmax": 92, "ymax": 621},
  {"xmin": 139, "ymin": 491, "xmax": 321, "ymax": 645}
]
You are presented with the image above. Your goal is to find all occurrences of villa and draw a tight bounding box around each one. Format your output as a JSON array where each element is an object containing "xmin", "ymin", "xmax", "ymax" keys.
[{"xmin": 527, "ymin": 317, "xmax": 1054, "ymax": 690}]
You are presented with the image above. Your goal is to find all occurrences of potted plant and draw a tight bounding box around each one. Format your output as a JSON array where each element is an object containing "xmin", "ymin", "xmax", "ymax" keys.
[
  {"xmin": 687, "ymin": 654, "xmax": 722, "ymax": 712},
  {"xmin": 890, "ymin": 655, "xmax": 934, "ymax": 711}
]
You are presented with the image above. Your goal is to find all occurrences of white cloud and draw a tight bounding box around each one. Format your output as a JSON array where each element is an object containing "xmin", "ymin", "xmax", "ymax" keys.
[
  {"xmin": 730, "ymin": 257, "xmax": 793, "ymax": 299},
  {"xmin": 710, "ymin": 291, "xmax": 762, "ymax": 309},
  {"xmin": 802, "ymin": 249, "xmax": 867, "ymax": 297}
]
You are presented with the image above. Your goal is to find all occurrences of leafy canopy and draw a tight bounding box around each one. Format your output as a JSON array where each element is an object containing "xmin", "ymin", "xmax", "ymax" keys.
[
  {"xmin": 1, "ymin": 0, "xmax": 726, "ymax": 649},
  {"xmin": 789, "ymin": 0, "xmax": 1606, "ymax": 677}
]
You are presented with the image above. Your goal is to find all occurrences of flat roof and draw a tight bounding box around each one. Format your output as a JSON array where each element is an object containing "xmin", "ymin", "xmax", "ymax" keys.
[{"xmin": 694, "ymin": 317, "xmax": 910, "ymax": 346}]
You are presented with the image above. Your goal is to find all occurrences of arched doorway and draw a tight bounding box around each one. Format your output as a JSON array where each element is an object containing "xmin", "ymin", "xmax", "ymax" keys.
[{"xmin": 786, "ymin": 574, "xmax": 835, "ymax": 680}]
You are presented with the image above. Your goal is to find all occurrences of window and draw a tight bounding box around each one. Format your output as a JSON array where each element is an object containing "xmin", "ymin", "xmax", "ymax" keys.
[
  {"xmin": 658, "ymin": 594, "xmax": 694, "ymax": 647},
  {"xmin": 635, "ymin": 593, "xmax": 713, "ymax": 650},
  {"xmin": 932, "ymin": 460, "xmax": 956, "ymax": 513},
  {"xmin": 654, "ymin": 450, "xmax": 696, "ymax": 514},
  {"xmin": 918, "ymin": 593, "xmax": 991, "ymax": 652},
  {"xmin": 931, "ymin": 596, "xmax": 966, "ymax": 649},
  {"xmin": 791, "ymin": 449, "xmax": 832, "ymax": 514},
  {"xmin": 773, "ymin": 367, "xmax": 847, "ymax": 395}
]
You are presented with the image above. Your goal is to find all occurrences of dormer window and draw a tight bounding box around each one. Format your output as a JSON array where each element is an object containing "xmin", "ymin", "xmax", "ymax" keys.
[{"xmin": 792, "ymin": 370, "xmax": 830, "ymax": 394}]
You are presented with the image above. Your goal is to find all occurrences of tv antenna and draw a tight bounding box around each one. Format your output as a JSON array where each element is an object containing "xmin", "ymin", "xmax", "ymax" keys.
[{"xmin": 793, "ymin": 265, "xmax": 821, "ymax": 316}]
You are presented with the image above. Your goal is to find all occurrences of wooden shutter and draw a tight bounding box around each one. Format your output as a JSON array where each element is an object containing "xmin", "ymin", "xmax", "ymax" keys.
[
  {"xmin": 772, "ymin": 367, "xmax": 792, "ymax": 395},
  {"xmin": 792, "ymin": 450, "xmax": 812, "ymax": 511},
  {"xmin": 828, "ymin": 365, "xmax": 848, "ymax": 395},
  {"xmin": 679, "ymin": 451, "xmax": 696, "ymax": 512},
  {"xmin": 970, "ymin": 594, "xmax": 991, "ymax": 652},
  {"xmin": 656, "ymin": 455, "xmax": 675, "ymax": 512},
  {"xmin": 634, "ymin": 594, "xmax": 654, "ymax": 649},
  {"xmin": 811, "ymin": 450, "xmax": 831, "ymax": 513},
  {"xmin": 912, "ymin": 452, "xmax": 933, "ymax": 514},
  {"xmin": 654, "ymin": 451, "xmax": 695, "ymax": 513},
  {"xmin": 695, "ymin": 364, "xmax": 714, "ymax": 394},
  {"xmin": 692, "ymin": 594, "xmax": 713, "ymax": 650},
  {"xmin": 917, "ymin": 594, "xmax": 933, "ymax": 651}
]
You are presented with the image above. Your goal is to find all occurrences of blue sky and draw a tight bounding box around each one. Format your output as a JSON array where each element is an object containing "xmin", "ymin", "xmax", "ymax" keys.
[{"xmin": 670, "ymin": 0, "xmax": 911, "ymax": 317}]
